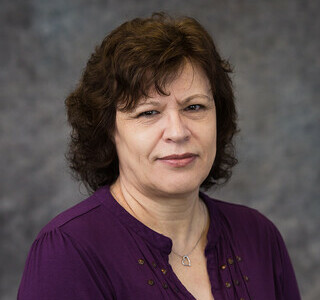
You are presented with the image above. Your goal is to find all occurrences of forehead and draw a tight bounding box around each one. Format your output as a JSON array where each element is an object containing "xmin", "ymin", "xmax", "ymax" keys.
[
  {"xmin": 169, "ymin": 61, "xmax": 210, "ymax": 92},
  {"xmin": 137, "ymin": 62, "xmax": 211, "ymax": 105}
]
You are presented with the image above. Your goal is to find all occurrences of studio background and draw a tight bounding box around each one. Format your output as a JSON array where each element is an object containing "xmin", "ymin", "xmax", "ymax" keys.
[{"xmin": 1, "ymin": 1, "xmax": 319, "ymax": 299}]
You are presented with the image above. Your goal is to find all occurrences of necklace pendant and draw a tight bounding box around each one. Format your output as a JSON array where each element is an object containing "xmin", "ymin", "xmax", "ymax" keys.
[{"xmin": 181, "ymin": 255, "xmax": 191, "ymax": 267}]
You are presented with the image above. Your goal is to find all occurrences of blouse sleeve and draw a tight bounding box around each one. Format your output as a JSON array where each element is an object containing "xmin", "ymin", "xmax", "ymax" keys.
[
  {"xmin": 271, "ymin": 223, "xmax": 301, "ymax": 300},
  {"xmin": 17, "ymin": 228, "xmax": 115, "ymax": 300}
]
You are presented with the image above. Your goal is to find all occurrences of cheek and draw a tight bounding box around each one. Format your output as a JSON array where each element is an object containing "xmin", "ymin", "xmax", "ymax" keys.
[
  {"xmin": 203, "ymin": 131, "xmax": 216, "ymax": 152},
  {"xmin": 198, "ymin": 115, "xmax": 216, "ymax": 143},
  {"xmin": 137, "ymin": 131, "xmax": 162, "ymax": 162},
  {"xmin": 116, "ymin": 126, "xmax": 158, "ymax": 160},
  {"xmin": 199, "ymin": 119, "xmax": 217, "ymax": 158}
]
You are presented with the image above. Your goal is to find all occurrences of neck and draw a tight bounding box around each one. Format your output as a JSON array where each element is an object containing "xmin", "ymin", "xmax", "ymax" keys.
[{"xmin": 110, "ymin": 177, "xmax": 209, "ymax": 254}]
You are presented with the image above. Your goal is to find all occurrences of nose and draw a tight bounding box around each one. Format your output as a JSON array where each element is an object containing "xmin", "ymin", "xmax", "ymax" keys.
[{"xmin": 162, "ymin": 111, "xmax": 191, "ymax": 143}]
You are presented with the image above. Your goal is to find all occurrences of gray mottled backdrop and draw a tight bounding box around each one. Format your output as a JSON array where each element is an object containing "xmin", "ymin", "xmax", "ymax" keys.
[{"xmin": 1, "ymin": 0, "xmax": 319, "ymax": 299}]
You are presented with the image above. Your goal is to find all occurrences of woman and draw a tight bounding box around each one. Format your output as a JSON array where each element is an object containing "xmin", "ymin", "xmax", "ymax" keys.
[{"xmin": 18, "ymin": 12, "xmax": 301, "ymax": 300}]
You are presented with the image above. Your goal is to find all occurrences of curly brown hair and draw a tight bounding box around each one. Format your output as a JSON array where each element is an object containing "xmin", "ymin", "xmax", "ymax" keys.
[{"xmin": 65, "ymin": 12, "xmax": 239, "ymax": 193}]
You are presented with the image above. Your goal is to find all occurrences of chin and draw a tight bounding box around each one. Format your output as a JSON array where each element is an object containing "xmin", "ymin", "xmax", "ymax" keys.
[{"xmin": 152, "ymin": 177, "xmax": 201, "ymax": 196}]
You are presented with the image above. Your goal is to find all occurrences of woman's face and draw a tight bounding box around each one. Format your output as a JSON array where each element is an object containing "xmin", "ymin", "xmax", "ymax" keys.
[{"xmin": 113, "ymin": 61, "xmax": 216, "ymax": 197}]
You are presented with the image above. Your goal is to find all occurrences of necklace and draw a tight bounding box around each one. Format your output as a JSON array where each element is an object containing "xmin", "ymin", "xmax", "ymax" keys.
[
  {"xmin": 111, "ymin": 184, "xmax": 207, "ymax": 267},
  {"xmin": 170, "ymin": 200, "xmax": 207, "ymax": 267}
]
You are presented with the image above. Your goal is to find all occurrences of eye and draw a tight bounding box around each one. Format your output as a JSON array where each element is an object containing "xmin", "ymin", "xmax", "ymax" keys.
[
  {"xmin": 185, "ymin": 104, "xmax": 205, "ymax": 111},
  {"xmin": 137, "ymin": 110, "xmax": 159, "ymax": 118}
]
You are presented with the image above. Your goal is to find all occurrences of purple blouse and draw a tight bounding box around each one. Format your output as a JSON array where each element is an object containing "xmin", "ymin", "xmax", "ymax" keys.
[{"xmin": 18, "ymin": 185, "xmax": 301, "ymax": 299}]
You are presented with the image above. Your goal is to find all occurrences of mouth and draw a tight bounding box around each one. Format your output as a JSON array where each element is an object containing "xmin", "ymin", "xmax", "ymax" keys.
[
  {"xmin": 159, "ymin": 153, "xmax": 196, "ymax": 160},
  {"xmin": 158, "ymin": 153, "xmax": 197, "ymax": 167}
]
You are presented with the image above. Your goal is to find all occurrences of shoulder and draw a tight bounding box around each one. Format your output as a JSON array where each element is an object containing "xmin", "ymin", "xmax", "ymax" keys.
[
  {"xmin": 203, "ymin": 192, "xmax": 274, "ymax": 227},
  {"xmin": 18, "ymin": 186, "xmax": 117, "ymax": 299},
  {"xmin": 202, "ymin": 192, "xmax": 280, "ymax": 241},
  {"xmin": 36, "ymin": 186, "xmax": 112, "ymax": 240},
  {"xmin": 216, "ymin": 198, "xmax": 274, "ymax": 227}
]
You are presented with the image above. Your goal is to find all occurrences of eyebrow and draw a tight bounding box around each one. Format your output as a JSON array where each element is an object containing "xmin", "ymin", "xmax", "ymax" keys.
[{"xmin": 135, "ymin": 94, "xmax": 213, "ymax": 109}]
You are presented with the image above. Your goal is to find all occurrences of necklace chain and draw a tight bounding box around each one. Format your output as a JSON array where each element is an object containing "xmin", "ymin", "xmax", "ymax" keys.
[
  {"xmin": 170, "ymin": 200, "xmax": 207, "ymax": 267},
  {"xmin": 110, "ymin": 185, "xmax": 207, "ymax": 267}
]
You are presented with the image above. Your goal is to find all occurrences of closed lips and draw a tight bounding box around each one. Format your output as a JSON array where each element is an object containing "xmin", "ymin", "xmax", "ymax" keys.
[{"xmin": 159, "ymin": 153, "xmax": 196, "ymax": 160}]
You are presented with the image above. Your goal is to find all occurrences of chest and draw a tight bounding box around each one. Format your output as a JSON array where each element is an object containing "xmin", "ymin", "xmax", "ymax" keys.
[{"xmin": 169, "ymin": 251, "xmax": 215, "ymax": 300}]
